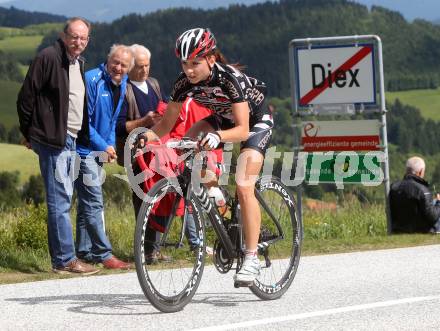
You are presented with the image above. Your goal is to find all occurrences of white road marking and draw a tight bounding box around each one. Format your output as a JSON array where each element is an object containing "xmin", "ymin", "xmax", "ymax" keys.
[{"xmin": 192, "ymin": 295, "xmax": 440, "ymax": 331}]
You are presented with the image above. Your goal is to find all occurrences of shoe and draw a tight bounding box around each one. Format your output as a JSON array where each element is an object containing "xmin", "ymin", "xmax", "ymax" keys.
[
  {"xmin": 233, "ymin": 256, "xmax": 261, "ymax": 286},
  {"xmin": 102, "ymin": 256, "xmax": 131, "ymax": 270},
  {"xmin": 53, "ymin": 259, "xmax": 100, "ymax": 275},
  {"xmin": 145, "ymin": 250, "xmax": 172, "ymax": 265}
]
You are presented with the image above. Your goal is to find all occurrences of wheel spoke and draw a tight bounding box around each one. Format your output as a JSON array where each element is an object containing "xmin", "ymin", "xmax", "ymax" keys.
[
  {"xmin": 134, "ymin": 179, "xmax": 205, "ymax": 312},
  {"xmin": 251, "ymin": 177, "xmax": 302, "ymax": 299}
]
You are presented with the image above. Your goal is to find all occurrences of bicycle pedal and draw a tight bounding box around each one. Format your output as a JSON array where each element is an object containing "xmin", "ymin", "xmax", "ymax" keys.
[{"xmin": 234, "ymin": 280, "xmax": 254, "ymax": 288}]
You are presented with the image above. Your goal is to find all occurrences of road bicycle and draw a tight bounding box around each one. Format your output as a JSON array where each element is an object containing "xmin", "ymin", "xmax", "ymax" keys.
[{"xmin": 133, "ymin": 138, "xmax": 302, "ymax": 313}]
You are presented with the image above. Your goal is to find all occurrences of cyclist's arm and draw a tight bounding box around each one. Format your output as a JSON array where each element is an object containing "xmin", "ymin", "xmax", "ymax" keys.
[
  {"xmin": 217, "ymin": 101, "xmax": 249, "ymax": 142},
  {"xmin": 145, "ymin": 101, "xmax": 182, "ymax": 141}
]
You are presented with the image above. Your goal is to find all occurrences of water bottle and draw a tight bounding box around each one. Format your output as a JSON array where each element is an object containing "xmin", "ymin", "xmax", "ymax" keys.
[{"xmin": 208, "ymin": 186, "xmax": 227, "ymax": 215}]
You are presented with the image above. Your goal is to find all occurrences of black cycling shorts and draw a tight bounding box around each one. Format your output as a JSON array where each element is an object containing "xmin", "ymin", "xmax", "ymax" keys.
[{"xmin": 203, "ymin": 113, "xmax": 274, "ymax": 156}]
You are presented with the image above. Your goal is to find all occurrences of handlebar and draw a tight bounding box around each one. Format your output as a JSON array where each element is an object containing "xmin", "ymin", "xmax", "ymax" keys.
[
  {"xmin": 165, "ymin": 138, "xmax": 199, "ymax": 150},
  {"xmin": 132, "ymin": 130, "xmax": 204, "ymax": 151}
]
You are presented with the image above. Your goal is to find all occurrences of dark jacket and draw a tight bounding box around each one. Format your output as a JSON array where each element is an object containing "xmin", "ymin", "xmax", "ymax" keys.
[
  {"xmin": 389, "ymin": 174, "xmax": 440, "ymax": 233},
  {"xmin": 16, "ymin": 39, "xmax": 89, "ymax": 149}
]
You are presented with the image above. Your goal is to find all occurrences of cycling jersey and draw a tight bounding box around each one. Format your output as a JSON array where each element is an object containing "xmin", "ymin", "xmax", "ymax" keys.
[
  {"xmin": 169, "ymin": 62, "xmax": 268, "ymax": 124},
  {"xmin": 170, "ymin": 62, "xmax": 273, "ymax": 155}
]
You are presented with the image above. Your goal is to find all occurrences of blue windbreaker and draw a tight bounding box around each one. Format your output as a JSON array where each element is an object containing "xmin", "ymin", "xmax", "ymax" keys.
[{"xmin": 77, "ymin": 63, "xmax": 127, "ymax": 157}]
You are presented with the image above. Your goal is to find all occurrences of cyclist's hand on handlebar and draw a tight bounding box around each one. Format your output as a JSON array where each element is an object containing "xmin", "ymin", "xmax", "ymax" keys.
[{"xmin": 200, "ymin": 131, "xmax": 221, "ymax": 150}]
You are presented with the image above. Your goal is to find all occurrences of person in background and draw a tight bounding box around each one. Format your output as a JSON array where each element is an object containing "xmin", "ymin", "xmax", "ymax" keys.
[
  {"xmin": 17, "ymin": 17, "xmax": 99, "ymax": 275},
  {"xmin": 389, "ymin": 156, "xmax": 440, "ymax": 234},
  {"xmin": 115, "ymin": 44, "xmax": 168, "ymax": 264},
  {"xmin": 74, "ymin": 44, "xmax": 133, "ymax": 269},
  {"xmin": 115, "ymin": 45, "xmax": 218, "ymax": 261},
  {"xmin": 134, "ymin": 97, "xmax": 221, "ymax": 258}
]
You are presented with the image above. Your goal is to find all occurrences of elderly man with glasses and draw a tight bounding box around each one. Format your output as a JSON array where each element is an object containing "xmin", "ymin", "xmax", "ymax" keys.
[{"xmin": 17, "ymin": 17, "xmax": 99, "ymax": 275}]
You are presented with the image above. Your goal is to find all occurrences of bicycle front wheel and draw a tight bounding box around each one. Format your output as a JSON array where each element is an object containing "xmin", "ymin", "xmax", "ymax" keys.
[
  {"xmin": 134, "ymin": 178, "xmax": 206, "ymax": 313},
  {"xmin": 250, "ymin": 176, "xmax": 302, "ymax": 300}
]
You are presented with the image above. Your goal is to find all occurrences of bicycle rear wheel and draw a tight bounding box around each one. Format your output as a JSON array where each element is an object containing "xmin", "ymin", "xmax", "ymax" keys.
[
  {"xmin": 250, "ymin": 176, "xmax": 302, "ymax": 300},
  {"xmin": 134, "ymin": 178, "xmax": 206, "ymax": 313}
]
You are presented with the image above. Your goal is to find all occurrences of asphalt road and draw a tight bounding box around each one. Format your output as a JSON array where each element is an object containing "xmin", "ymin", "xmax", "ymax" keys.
[{"xmin": 2, "ymin": 245, "xmax": 440, "ymax": 330}]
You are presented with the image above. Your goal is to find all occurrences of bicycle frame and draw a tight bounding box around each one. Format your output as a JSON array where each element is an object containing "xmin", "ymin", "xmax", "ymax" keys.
[
  {"xmin": 154, "ymin": 140, "xmax": 286, "ymax": 262},
  {"xmin": 134, "ymin": 139, "xmax": 302, "ymax": 312}
]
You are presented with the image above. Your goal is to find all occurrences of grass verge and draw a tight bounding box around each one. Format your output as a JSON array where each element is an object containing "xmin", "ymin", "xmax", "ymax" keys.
[
  {"xmin": 1, "ymin": 199, "xmax": 439, "ymax": 285},
  {"xmin": 2, "ymin": 235, "xmax": 440, "ymax": 285}
]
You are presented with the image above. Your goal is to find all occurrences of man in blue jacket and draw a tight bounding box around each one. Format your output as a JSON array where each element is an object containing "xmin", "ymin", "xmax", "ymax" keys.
[{"xmin": 75, "ymin": 44, "xmax": 133, "ymax": 269}]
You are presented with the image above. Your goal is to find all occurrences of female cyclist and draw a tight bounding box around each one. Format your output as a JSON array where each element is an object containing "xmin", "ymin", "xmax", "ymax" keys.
[{"xmin": 142, "ymin": 28, "xmax": 274, "ymax": 286}]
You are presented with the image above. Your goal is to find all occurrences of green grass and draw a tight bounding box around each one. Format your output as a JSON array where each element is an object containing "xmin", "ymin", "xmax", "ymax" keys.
[
  {"xmin": 18, "ymin": 64, "xmax": 28, "ymax": 77},
  {"xmin": 0, "ymin": 23, "xmax": 61, "ymax": 63},
  {"xmin": 0, "ymin": 143, "xmax": 39, "ymax": 185},
  {"xmin": 0, "ymin": 23, "xmax": 61, "ymax": 39},
  {"xmin": 386, "ymin": 87, "xmax": 440, "ymax": 121},
  {"xmin": 0, "ymin": 142, "xmax": 126, "ymax": 185},
  {"xmin": 2, "ymin": 197, "xmax": 440, "ymax": 284},
  {"xmin": 0, "ymin": 26, "xmax": 23, "ymax": 38},
  {"xmin": 22, "ymin": 23, "xmax": 63, "ymax": 36},
  {"xmin": 0, "ymin": 35, "xmax": 43, "ymax": 62},
  {"xmin": 0, "ymin": 80, "xmax": 21, "ymax": 129}
]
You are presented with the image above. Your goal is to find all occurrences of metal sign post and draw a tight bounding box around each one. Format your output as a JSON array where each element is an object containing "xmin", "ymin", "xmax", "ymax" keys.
[{"xmin": 288, "ymin": 35, "xmax": 391, "ymax": 234}]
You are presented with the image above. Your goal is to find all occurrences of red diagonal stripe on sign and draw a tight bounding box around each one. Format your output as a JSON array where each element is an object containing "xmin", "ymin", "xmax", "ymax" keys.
[{"xmin": 299, "ymin": 46, "xmax": 373, "ymax": 106}]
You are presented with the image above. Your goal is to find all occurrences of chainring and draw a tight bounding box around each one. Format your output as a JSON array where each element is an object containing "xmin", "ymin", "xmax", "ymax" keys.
[{"xmin": 213, "ymin": 239, "xmax": 234, "ymax": 273}]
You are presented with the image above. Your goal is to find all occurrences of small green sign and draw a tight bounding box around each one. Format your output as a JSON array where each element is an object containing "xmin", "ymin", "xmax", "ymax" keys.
[{"xmin": 305, "ymin": 152, "xmax": 384, "ymax": 186}]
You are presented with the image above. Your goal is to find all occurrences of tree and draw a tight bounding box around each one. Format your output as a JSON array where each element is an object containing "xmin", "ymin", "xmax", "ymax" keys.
[
  {"xmin": 22, "ymin": 174, "xmax": 45, "ymax": 205},
  {"xmin": 0, "ymin": 123, "xmax": 6, "ymax": 142},
  {"xmin": 0, "ymin": 6, "xmax": 65, "ymax": 28},
  {"xmin": 0, "ymin": 171, "xmax": 21, "ymax": 209},
  {"xmin": 0, "ymin": 50, "xmax": 23, "ymax": 81},
  {"xmin": 7, "ymin": 125, "xmax": 22, "ymax": 144}
]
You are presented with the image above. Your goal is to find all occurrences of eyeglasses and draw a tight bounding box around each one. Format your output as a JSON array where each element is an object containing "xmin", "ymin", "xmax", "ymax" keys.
[{"xmin": 65, "ymin": 32, "xmax": 89, "ymax": 42}]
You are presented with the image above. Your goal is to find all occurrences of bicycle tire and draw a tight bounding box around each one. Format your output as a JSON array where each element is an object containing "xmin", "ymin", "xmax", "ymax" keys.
[
  {"xmin": 249, "ymin": 176, "xmax": 302, "ymax": 300},
  {"xmin": 134, "ymin": 178, "xmax": 206, "ymax": 313}
]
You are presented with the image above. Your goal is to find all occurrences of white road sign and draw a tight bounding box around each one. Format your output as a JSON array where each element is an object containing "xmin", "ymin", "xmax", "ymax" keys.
[
  {"xmin": 295, "ymin": 44, "xmax": 376, "ymax": 106},
  {"xmin": 301, "ymin": 119, "xmax": 381, "ymax": 152}
]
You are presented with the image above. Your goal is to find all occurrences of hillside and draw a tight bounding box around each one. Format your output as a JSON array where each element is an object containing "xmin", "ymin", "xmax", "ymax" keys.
[
  {"xmin": 0, "ymin": 143, "xmax": 124, "ymax": 184},
  {"xmin": 0, "ymin": 80, "xmax": 20, "ymax": 129},
  {"xmin": 0, "ymin": 22, "xmax": 63, "ymax": 131},
  {"xmin": 0, "ymin": 6, "xmax": 65, "ymax": 27},
  {"xmin": 2, "ymin": 1, "xmax": 440, "ymax": 151},
  {"xmin": 386, "ymin": 88, "xmax": 440, "ymax": 121},
  {"xmin": 0, "ymin": 23, "xmax": 62, "ymax": 62},
  {"xmin": 0, "ymin": 143, "xmax": 39, "ymax": 185},
  {"xmin": 30, "ymin": 0, "xmax": 438, "ymax": 98}
]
